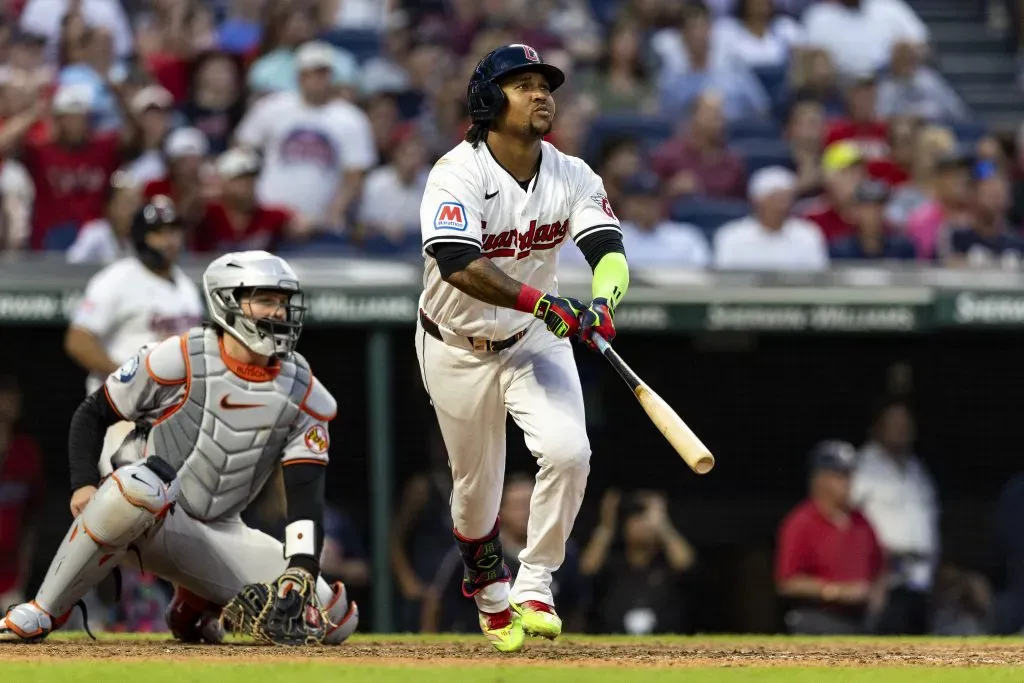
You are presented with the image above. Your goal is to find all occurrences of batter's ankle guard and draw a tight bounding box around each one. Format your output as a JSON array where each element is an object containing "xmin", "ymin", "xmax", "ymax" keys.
[{"xmin": 454, "ymin": 523, "xmax": 511, "ymax": 598}]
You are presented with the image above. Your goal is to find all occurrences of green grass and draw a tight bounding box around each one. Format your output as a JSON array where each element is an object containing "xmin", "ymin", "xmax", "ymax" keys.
[{"xmin": 4, "ymin": 663, "xmax": 1024, "ymax": 683}]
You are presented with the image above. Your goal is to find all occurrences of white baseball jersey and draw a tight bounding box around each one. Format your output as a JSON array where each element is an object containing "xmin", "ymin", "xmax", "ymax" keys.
[
  {"xmin": 235, "ymin": 91, "xmax": 377, "ymax": 223},
  {"xmin": 419, "ymin": 140, "xmax": 621, "ymax": 340},
  {"xmin": 71, "ymin": 257, "xmax": 204, "ymax": 394}
]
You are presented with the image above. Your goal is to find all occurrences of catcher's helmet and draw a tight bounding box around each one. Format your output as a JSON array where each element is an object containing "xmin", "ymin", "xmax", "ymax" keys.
[
  {"xmin": 467, "ymin": 44, "xmax": 565, "ymax": 123},
  {"xmin": 131, "ymin": 194, "xmax": 181, "ymax": 271}
]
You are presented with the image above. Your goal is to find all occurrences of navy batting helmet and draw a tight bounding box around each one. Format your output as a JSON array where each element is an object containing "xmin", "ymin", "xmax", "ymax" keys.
[
  {"xmin": 131, "ymin": 194, "xmax": 181, "ymax": 271},
  {"xmin": 467, "ymin": 44, "xmax": 565, "ymax": 123}
]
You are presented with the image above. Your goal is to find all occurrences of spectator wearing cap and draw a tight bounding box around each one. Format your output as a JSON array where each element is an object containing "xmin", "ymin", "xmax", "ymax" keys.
[
  {"xmin": 0, "ymin": 82, "xmax": 130, "ymax": 249},
  {"xmin": 905, "ymin": 150, "xmax": 973, "ymax": 260},
  {"xmin": 563, "ymin": 174, "xmax": 710, "ymax": 269},
  {"xmin": 775, "ymin": 440, "xmax": 886, "ymax": 635},
  {"xmin": 143, "ymin": 127, "xmax": 212, "ymax": 237},
  {"xmin": 945, "ymin": 164, "xmax": 1024, "ymax": 269},
  {"xmin": 357, "ymin": 130, "xmax": 429, "ymax": 248},
  {"xmin": 876, "ymin": 41, "xmax": 968, "ymax": 123},
  {"xmin": 18, "ymin": 0, "xmax": 133, "ymax": 63},
  {"xmin": 824, "ymin": 72, "xmax": 889, "ymax": 162},
  {"xmin": 655, "ymin": 1, "xmax": 770, "ymax": 122},
  {"xmin": 57, "ymin": 23, "xmax": 126, "ymax": 134},
  {"xmin": 885, "ymin": 124, "xmax": 956, "ymax": 230},
  {"xmin": 196, "ymin": 147, "xmax": 306, "ymax": 253},
  {"xmin": 124, "ymin": 86, "xmax": 175, "ymax": 185},
  {"xmin": 801, "ymin": 0, "xmax": 928, "ymax": 78},
  {"xmin": 248, "ymin": 5, "xmax": 360, "ymax": 99},
  {"xmin": 180, "ymin": 51, "xmax": 247, "ymax": 156},
  {"xmin": 652, "ymin": 92, "xmax": 746, "ymax": 200},
  {"xmin": 235, "ymin": 40, "xmax": 376, "ymax": 232},
  {"xmin": 851, "ymin": 397, "xmax": 938, "ymax": 635},
  {"xmin": 714, "ymin": 166, "xmax": 829, "ymax": 271},
  {"xmin": 66, "ymin": 169, "xmax": 141, "ymax": 264},
  {"xmin": 784, "ymin": 98, "xmax": 826, "ymax": 199},
  {"xmin": 798, "ymin": 141, "xmax": 865, "ymax": 243},
  {"xmin": 830, "ymin": 180, "xmax": 916, "ymax": 261}
]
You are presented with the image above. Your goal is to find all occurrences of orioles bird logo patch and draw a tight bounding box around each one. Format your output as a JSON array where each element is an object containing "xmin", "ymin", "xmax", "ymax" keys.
[{"xmin": 304, "ymin": 425, "xmax": 329, "ymax": 454}]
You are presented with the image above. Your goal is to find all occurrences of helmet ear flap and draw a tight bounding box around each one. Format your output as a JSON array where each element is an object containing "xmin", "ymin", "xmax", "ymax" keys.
[{"xmin": 468, "ymin": 81, "xmax": 505, "ymax": 123}]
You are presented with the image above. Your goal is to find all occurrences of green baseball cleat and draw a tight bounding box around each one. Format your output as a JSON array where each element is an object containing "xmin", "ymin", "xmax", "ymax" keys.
[
  {"xmin": 511, "ymin": 600, "xmax": 562, "ymax": 639},
  {"xmin": 478, "ymin": 608, "xmax": 525, "ymax": 653}
]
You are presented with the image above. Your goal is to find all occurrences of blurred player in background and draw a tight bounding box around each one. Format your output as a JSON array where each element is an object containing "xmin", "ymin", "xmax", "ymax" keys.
[{"xmin": 64, "ymin": 194, "xmax": 203, "ymax": 478}]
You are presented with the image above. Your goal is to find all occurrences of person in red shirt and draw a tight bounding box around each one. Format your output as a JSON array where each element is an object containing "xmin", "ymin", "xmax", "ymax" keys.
[
  {"xmin": 651, "ymin": 92, "xmax": 746, "ymax": 199},
  {"xmin": 196, "ymin": 147, "xmax": 307, "ymax": 252},
  {"xmin": 0, "ymin": 376, "xmax": 44, "ymax": 610},
  {"xmin": 824, "ymin": 73, "xmax": 889, "ymax": 161},
  {"xmin": 144, "ymin": 126, "xmax": 213, "ymax": 240},
  {"xmin": 775, "ymin": 440, "xmax": 886, "ymax": 635},
  {"xmin": 0, "ymin": 83, "xmax": 133, "ymax": 250},
  {"xmin": 799, "ymin": 141, "xmax": 866, "ymax": 242}
]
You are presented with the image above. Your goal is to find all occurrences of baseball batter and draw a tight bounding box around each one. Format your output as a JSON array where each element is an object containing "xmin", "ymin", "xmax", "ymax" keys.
[
  {"xmin": 66, "ymin": 193, "xmax": 204, "ymax": 479},
  {"xmin": 416, "ymin": 44, "xmax": 630, "ymax": 652},
  {"xmin": 1, "ymin": 251, "xmax": 357, "ymax": 646}
]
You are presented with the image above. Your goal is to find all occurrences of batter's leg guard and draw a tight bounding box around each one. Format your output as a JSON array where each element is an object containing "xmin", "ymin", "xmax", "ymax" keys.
[
  {"xmin": 455, "ymin": 521, "xmax": 511, "ymax": 599},
  {"xmin": 0, "ymin": 457, "xmax": 177, "ymax": 642},
  {"xmin": 320, "ymin": 581, "xmax": 359, "ymax": 645}
]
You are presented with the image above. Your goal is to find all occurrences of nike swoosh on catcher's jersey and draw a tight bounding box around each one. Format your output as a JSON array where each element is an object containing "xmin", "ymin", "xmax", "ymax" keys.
[
  {"xmin": 130, "ymin": 473, "xmax": 153, "ymax": 490},
  {"xmin": 220, "ymin": 395, "xmax": 265, "ymax": 410},
  {"xmin": 485, "ymin": 190, "xmax": 499, "ymax": 200}
]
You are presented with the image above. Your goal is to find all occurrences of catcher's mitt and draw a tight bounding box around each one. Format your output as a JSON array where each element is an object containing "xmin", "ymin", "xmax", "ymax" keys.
[{"xmin": 220, "ymin": 568, "xmax": 329, "ymax": 646}]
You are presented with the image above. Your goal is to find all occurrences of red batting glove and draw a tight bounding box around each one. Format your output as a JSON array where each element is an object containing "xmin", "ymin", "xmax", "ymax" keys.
[{"xmin": 578, "ymin": 298, "xmax": 615, "ymax": 349}]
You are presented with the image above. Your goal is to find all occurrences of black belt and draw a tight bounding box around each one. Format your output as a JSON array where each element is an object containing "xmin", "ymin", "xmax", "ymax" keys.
[{"xmin": 419, "ymin": 309, "xmax": 525, "ymax": 352}]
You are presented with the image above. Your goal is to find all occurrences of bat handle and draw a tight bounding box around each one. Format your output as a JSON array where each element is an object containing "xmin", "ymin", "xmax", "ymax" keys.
[{"xmin": 590, "ymin": 332, "xmax": 612, "ymax": 354}]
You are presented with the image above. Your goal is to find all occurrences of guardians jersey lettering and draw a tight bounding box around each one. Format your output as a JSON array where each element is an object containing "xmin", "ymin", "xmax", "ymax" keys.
[{"xmin": 481, "ymin": 218, "xmax": 570, "ymax": 259}]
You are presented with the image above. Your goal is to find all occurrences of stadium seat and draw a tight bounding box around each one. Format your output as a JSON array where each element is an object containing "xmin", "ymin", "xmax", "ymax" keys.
[
  {"xmin": 319, "ymin": 29, "xmax": 381, "ymax": 64},
  {"xmin": 584, "ymin": 114, "xmax": 675, "ymax": 164},
  {"xmin": 277, "ymin": 233, "xmax": 360, "ymax": 256},
  {"xmin": 950, "ymin": 121, "xmax": 988, "ymax": 146},
  {"xmin": 42, "ymin": 223, "xmax": 80, "ymax": 252},
  {"xmin": 727, "ymin": 118, "xmax": 781, "ymax": 142},
  {"xmin": 669, "ymin": 197, "xmax": 750, "ymax": 239},
  {"xmin": 752, "ymin": 64, "xmax": 789, "ymax": 102},
  {"xmin": 736, "ymin": 139, "xmax": 795, "ymax": 174}
]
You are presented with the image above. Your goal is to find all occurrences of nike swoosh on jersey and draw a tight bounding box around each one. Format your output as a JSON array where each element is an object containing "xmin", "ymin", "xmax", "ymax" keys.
[
  {"xmin": 484, "ymin": 190, "xmax": 499, "ymax": 200},
  {"xmin": 220, "ymin": 395, "xmax": 265, "ymax": 410},
  {"xmin": 130, "ymin": 473, "xmax": 153, "ymax": 490}
]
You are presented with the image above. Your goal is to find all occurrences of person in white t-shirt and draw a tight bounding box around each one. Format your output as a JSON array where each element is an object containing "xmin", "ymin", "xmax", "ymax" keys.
[
  {"xmin": 713, "ymin": 166, "xmax": 829, "ymax": 271},
  {"xmin": 802, "ymin": 0, "xmax": 928, "ymax": 78},
  {"xmin": 234, "ymin": 40, "xmax": 377, "ymax": 231},
  {"xmin": 712, "ymin": 0, "xmax": 804, "ymax": 70},
  {"xmin": 65, "ymin": 195, "xmax": 203, "ymax": 474},
  {"xmin": 416, "ymin": 44, "xmax": 630, "ymax": 652},
  {"xmin": 66, "ymin": 169, "xmax": 141, "ymax": 265},
  {"xmin": 356, "ymin": 130, "xmax": 429, "ymax": 244},
  {"xmin": 560, "ymin": 173, "xmax": 710, "ymax": 269}
]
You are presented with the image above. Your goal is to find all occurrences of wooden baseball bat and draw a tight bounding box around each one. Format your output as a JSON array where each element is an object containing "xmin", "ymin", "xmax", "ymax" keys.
[{"xmin": 591, "ymin": 333, "xmax": 715, "ymax": 475}]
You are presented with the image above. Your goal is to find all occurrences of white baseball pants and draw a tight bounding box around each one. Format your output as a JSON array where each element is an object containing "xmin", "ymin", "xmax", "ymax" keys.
[{"xmin": 415, "ymin": 318, "xmax": 591, "ymax": 612}]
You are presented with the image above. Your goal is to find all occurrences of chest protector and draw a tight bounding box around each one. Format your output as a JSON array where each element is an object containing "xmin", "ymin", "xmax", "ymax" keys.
[{"xmin": 148, "ymin": 327, "xmax": 311, "ymax": 521}]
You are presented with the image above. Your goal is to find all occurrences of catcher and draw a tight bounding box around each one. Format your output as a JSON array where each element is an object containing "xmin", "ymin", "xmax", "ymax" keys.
[{"xmin": 0, "ymin": 250, "xmax": 358, "ymax": 646}]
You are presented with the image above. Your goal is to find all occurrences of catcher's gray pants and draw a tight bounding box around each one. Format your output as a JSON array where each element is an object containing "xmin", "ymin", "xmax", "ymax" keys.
[{"xmin": 126, "ymin": 507, "xmax": 339, "ymax": 607}]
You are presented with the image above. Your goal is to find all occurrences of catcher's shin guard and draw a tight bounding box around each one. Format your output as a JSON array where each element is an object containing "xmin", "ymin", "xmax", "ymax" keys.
[
  {"xmin": 455, "ymin": 521, "xmax": 511, "ymax": 599},
  {"xmin": 321, "ymin": 581, "xmax": 359, "ymax": 645},
  {"xmin": 34, "ymin": 457, "xmax": 178, "ymax": 618}
]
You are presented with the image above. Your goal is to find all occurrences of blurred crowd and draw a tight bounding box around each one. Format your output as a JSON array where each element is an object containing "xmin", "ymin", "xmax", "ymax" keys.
[
  {"xmin": 7, "ymin": 0, "xmax": 1024, "ymax": 637},
  {"xmin": 0, "ymin": 0, "xmax": 1023, "ymax": 269}
]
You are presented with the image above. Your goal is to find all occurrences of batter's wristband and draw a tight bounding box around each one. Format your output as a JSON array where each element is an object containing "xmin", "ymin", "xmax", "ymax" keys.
[{"xmin": 514, "ymin": 284, "xmax": 544, "ymax": 314}]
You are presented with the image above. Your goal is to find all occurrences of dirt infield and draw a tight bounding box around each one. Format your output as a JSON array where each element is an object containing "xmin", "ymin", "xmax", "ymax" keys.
[{"xmin": 2, "ymin": 638, "xmax": 1024, "ymax": 667}]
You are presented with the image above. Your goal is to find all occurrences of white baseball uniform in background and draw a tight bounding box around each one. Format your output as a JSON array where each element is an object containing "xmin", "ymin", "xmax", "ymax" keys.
[
  {"xmin": 234, "ymin": 91, "xmax": 377, "ymax": 224},
  {"xmin": 70, "ymin": 257, "xmax": 203, "ymax": 475},
  {"xmin": 416, "ymin": 140, "xmax": 620, "ymax": 611}
]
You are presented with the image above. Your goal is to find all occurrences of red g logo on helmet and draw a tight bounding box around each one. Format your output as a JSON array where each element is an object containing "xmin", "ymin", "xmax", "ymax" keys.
[{"xmin": 518, "ymin": 44, "xmax": 540, "ymax": 63}]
